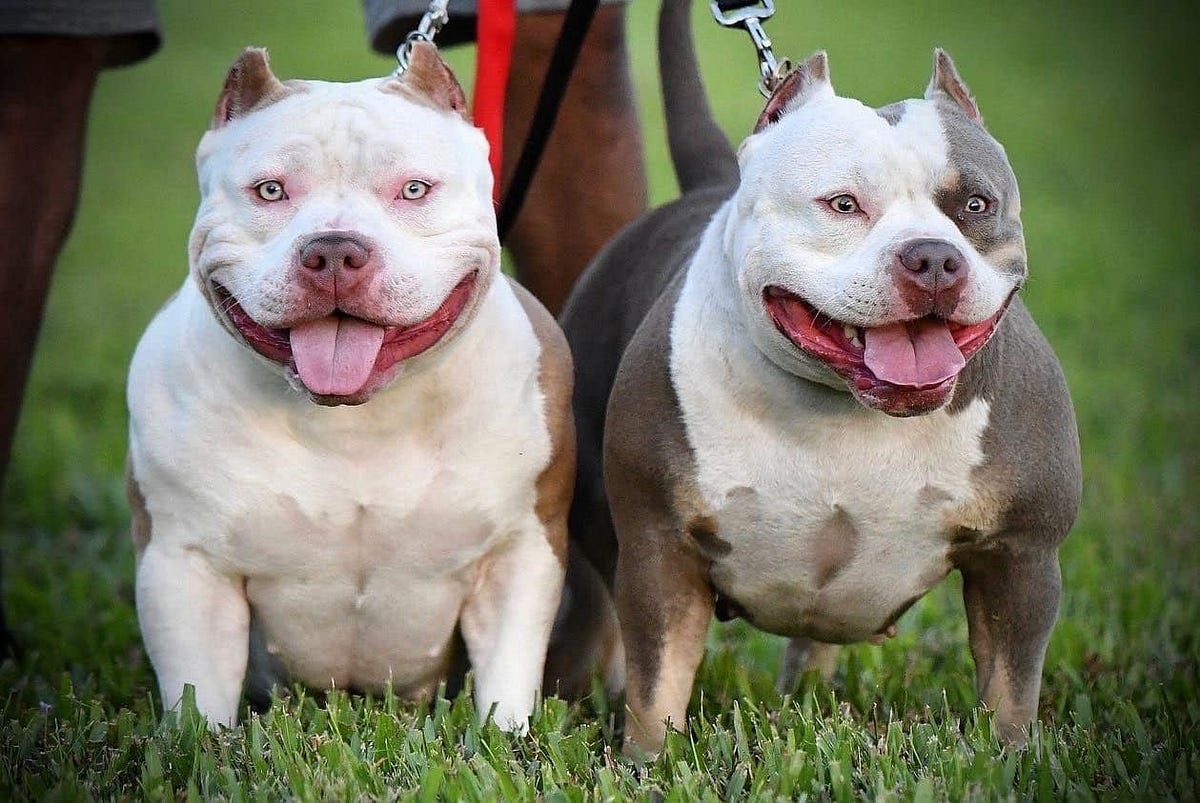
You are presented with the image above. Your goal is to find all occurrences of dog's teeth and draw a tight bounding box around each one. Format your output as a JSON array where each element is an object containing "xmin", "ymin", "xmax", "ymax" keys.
[{"xmin": 842, "ymin": 323, "xmax": 863, "ymax": 349}]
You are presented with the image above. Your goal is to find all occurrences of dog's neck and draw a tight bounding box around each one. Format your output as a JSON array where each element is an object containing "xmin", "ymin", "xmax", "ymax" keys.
[{"xmin": 673, "ymin": 202, "xmax": 856, "ymax": 406}]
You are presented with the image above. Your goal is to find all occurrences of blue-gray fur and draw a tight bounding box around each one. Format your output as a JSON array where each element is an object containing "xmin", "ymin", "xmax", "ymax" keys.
[{"xmin": 659, "ymin": 0, "xmax": 738, "ymax": 193}]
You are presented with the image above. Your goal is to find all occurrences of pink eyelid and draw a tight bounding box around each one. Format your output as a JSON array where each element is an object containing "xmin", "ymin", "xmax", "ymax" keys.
[{"xmin": 395, "ymin": 179, "xmax": 435, "ymax": 202}]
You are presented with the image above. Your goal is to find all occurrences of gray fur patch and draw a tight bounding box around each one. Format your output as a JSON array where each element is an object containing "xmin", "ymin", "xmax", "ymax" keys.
[
  {"xmin": 812, "ymin": 507, "xmax": 859, "ymax": 587},
  {"xmin": 918, "ymin": 484, "xmax": 954, "ymax": 507},
  {"xmin": 876, "ymin": 101, "xmax": 906, "ymax": 126},
  {"xmin": 932, "ymin": 99, "xmax": 1026, "ymax": 276}
]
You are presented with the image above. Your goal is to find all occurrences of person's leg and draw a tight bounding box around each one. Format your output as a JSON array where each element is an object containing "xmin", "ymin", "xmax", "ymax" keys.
[
  {"xmin": 0, "ymin": 36, "xmax": 111, "ymax": 655},
  {"xmin": 499, "ymin": 5, "xmax": 647, "ymax": 315},
  {"xmin": 0, "ymin": 38, "xmax": 109, "ymax": 483}
]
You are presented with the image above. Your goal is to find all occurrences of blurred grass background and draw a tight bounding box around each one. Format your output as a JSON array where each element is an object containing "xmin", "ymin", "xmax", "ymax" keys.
[{"xmin": 2, "ymin": 0, "xmax": 1197, "ymax": 797}]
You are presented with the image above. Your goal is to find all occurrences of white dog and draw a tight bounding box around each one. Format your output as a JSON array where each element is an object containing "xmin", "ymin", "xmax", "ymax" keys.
[{"xmin": 126, "ymin": 44, "xmax": 574, "ymax": 731}]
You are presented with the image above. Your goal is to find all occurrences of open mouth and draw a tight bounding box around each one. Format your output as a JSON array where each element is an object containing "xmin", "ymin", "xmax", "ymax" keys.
[
  {"xmin": 763, "ymin": 286, "xmax": 1009, "ymax": 415},
  {"xmin": 212, "ymin": 271, "xmax": 477, "ymax": 404}
]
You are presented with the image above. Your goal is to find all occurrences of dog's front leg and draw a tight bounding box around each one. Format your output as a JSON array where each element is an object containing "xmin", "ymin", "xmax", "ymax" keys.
[
  {"xmin": 460, "ymin": 522, "xmax": 565, "ymax": 732},
  {"xmin": 959, "ymin": 545, "xmax": 1062, "ymax": 746},
  {"xmin": 136, "ymin": 542, "xmax": 250, "ymax": 727}
]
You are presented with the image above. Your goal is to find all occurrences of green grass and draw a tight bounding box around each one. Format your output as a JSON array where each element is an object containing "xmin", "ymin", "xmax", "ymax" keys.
[{"xmin": 3, "ymin": 0, "xmax": 1198, "ymax": 798}]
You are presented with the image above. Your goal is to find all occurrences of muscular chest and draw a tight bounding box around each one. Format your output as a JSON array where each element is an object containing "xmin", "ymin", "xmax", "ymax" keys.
[
  {"xmin": 686, "ymin": 395, "xmax": 992, "ymax": 538},
  {"xmin": 190, "ymin": 393, "xmax": 548, "ymax": 581},
  {"xmin": 672, "ymin": 322, "xmax": 995, "ymax": 640},
  {"xmin": 185, "ymin": 383, "xmax": 549, "ymax": 691}
]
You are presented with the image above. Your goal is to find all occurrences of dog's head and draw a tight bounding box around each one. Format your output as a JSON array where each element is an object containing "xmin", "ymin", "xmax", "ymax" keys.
[
  {"xmin": 189, "ymin": 45, "xmax": 499, "ymax": 406},
  {"xmin": 729, "ymin": 50, "xmax": 1024, "ymax": 416}
]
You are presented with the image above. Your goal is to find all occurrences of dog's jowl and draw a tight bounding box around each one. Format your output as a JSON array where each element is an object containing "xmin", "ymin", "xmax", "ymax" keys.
[
  {"xmin": 126, "ymin": 44, "xmax": 574, "ymax": 730},
  {"xmin": 558, "ymin": 1, "xmax": 1080, "ymax": 755}
]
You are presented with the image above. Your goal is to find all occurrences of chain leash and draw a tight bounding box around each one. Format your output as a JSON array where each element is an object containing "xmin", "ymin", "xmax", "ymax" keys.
[
  {"xmin": 393, "ymin": 0, "xmax": 451, "ymax": 76},
  {"xmin": 709, "ymin": 0, "xmax": 793, "ymax": 97}
]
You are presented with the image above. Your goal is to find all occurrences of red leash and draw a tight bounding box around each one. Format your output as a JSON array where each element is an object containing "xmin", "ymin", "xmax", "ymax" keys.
[{"xmin": 474, "ymin": 0, "xmax": 517, "ymax": 201}]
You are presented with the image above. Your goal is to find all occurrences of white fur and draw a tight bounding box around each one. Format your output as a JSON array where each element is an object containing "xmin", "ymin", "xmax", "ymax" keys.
[
  {"xmin": 130, "ymin": 279, "xmax": 561, "ymax": 728},
  {"xmin": 671, "ymin": 217, "xmax": 993, "ymax": 641},
  {"xmin": 191, "ymin": 78, "xmax": 498, "ymax": 336},
  {"xmin": 129, "ymin": 77, "xmax": 561, "ymax": 730},
  {"xmin": 730, "ymin": 94, "xmax": 1019, "ymax": 386}
]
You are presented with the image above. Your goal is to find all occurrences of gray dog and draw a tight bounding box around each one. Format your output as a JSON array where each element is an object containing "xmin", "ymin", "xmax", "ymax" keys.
[{"xmin": 557, "ymin": 0, "xmax": 1081, "ymax": 754}]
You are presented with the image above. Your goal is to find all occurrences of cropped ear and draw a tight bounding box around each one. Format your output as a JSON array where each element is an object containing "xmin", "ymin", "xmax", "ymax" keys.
[
  {"xmin": 925, "ymin": 48, "xmax": 982, "ymax": 124},
  {"xmin": 212, "ymin": 48, "xmax": 291, "ymax": 128},
  {"xmin": 754, "ymin": 51, "xmax": 833, "ymax": 133},
  {"xmin": 383, "ymin": 41, "xmax": 468, "ymax": 118}
]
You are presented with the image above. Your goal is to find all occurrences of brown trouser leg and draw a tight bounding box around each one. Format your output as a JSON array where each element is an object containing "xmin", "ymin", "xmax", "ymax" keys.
[
  {"xmin": 0, "ymin": 36, "xmax": 109, "ymax": 654},
  {"xmin": 500, "ymin": 6, "xmax": 647, "ymax": 315}
]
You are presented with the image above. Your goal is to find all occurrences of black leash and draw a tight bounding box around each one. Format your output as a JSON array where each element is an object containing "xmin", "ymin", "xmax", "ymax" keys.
[
  {"xmin": 496, "ymin": 0, "xmax": 787, "ymax": 240},
  {"xmin": 496, "ymin": 0, "xmax": 600, "ymax": 243}
]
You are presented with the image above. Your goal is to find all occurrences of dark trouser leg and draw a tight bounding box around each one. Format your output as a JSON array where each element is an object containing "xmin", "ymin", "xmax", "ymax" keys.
[{"xmin": 0, "ymin": 36, "xmax": 109, "ymax": 654}]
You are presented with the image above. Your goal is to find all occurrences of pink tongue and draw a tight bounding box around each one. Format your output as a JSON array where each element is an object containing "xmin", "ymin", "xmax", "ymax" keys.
[
  {"xmin": 289, "ymin": 316, "xmax": 386, "ymax": 396},
  {"xmin": 863, "ymin": 319, "xmax": 966, "ymax": 388}
]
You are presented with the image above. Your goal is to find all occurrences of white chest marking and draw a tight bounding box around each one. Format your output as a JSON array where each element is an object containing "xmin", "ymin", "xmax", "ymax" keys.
[
  {"xmin": 670, "ymin": 253, "xmax": 991, "ymax": 641},
  {"xmin": 129, "ymin": 279, "xmax": 552, "ymax": 691}
]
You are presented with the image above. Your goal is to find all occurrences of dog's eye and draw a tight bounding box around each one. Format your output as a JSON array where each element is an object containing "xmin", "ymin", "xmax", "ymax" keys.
[
  {"xmin": 964, "ymin": 195, "xmax": 990, "ymax": 214},
  {"xmin": 255, "ymin": 180, "xmax": 287, "ymax": 202},
  {"xmin": 400, "ymin": 180, "xmax": 431, "ymax": 201},
  {"xmin": 827, "ymin": 194, "xmax": 860, "ymax": 214}
]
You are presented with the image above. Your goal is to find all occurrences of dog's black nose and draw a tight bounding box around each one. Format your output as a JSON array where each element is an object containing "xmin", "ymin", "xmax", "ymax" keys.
[
  {"xmin": 893, "ymin": 239, "xmax": 969, "ymax": 316},
  {"xmin": 299, "ymin": 233, "xmax": 371, "ymax": 272},
  {"xmin": 898, "ymin": 238, "xmax": 965, "ymax": 276}
]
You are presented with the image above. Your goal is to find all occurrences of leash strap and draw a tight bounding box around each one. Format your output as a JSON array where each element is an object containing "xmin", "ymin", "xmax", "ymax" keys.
[
  {"xmin": 496, "ymin": 0, "xmax": 600, "ymax": 242},
  {"xmin": 475, "ymin": 0, "xmax": 517, "ymax": 200},
  {"xmin": 709, "ymin": 0, "xmax": 791, "ymax": 97}
]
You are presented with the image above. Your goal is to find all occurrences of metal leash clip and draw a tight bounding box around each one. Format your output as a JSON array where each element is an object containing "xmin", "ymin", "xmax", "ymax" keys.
[
  {"xmin": 393, "ymin": 0, "xmax": 451, "ymax": 76},
  {"xmin": 709, "ymin": 0, "xmax": 792, "ymax": 97}
]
